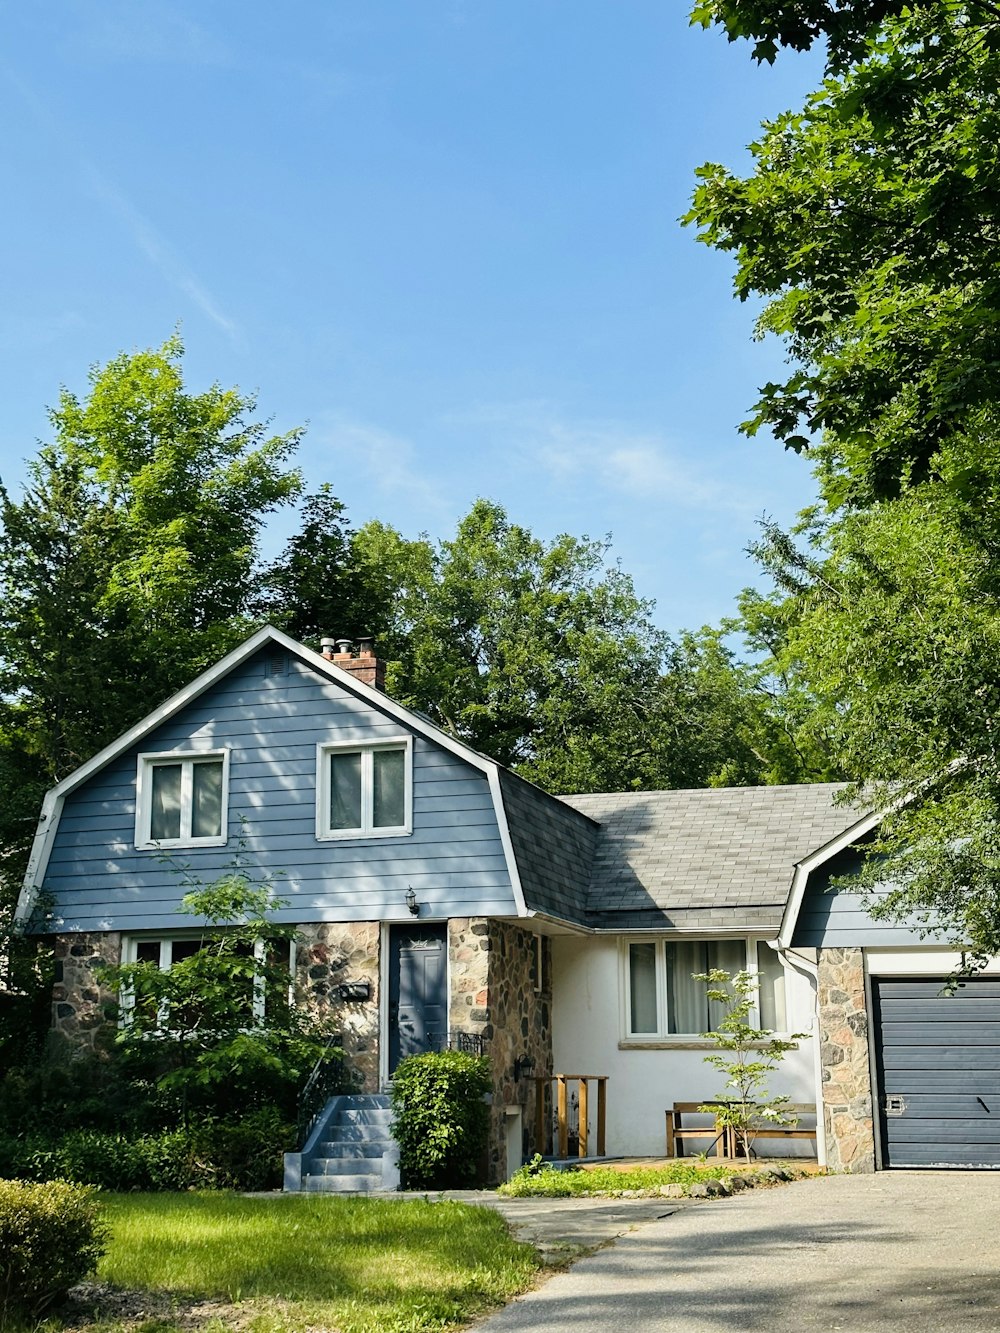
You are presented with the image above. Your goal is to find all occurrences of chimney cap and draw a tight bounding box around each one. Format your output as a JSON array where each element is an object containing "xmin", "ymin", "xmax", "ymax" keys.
[
  {"xmin": 334, "ymin": 637, "xmax": 354, "ymax": 654},
  {"xmin": 357, "ymin": 635, "xmax": 375, "ymax": 655}
]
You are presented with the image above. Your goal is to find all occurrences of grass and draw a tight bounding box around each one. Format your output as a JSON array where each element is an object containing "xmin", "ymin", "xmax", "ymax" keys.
[
  {"xmin": 497, "ymin": 1158, "xmax": 807, "ymax": 1197},
  {"xmin": 38, "ymin": 1193, "xmax": 541, "ymax": 1333}
]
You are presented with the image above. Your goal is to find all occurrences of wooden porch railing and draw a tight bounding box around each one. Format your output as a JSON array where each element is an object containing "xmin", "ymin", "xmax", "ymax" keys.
[{"xmin": 534, "ymin": 1074, "xmax": 608, "ymax": 1159}]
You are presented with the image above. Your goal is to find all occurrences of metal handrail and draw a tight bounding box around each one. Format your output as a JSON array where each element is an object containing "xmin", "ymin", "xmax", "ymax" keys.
[
  {"xmin": 296, "ymin": 1031, "xmax": 344, "ymax": 1144},
  {"xmin": 425, "ymin": 1030, "xmax": 487, "ymax": 1056}
]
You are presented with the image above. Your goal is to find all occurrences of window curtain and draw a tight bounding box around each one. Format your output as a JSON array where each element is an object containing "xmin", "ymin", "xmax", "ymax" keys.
[{"xmin": 666, "ymin": 940, "xmax": 746, "ymax": 1034}]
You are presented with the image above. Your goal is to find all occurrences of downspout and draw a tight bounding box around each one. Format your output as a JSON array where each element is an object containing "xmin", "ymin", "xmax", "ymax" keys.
[{"xmin": 776, "ymin": 945, "xmax": 828, "ymax": 1169}]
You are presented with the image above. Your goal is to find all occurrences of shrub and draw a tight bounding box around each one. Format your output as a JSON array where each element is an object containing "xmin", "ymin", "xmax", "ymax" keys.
[
  {"xmin": 0, "ymin": 1178, "xmax": 106, "ymax": 1327},
  {"xmin": 0, "ymin": 1110, "xmax": 295, "ymax": 1192},
  {"xmin": 390, "ymin": 1051, "xmax": 491, "ymax": 1189}
]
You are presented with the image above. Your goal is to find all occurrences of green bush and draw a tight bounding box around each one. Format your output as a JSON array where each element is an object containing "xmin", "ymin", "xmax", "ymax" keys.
[
  {"xmin": 390, "ymin": 1051, "xmax": 491, "ymax": 1189},
  {"xmin": 0, "ymin": 1109, "xmax": 295, "ymax": 1192},
  {"xmin": 0, "ymin": 1178, "xmax": 106, "ymax": 1327}
]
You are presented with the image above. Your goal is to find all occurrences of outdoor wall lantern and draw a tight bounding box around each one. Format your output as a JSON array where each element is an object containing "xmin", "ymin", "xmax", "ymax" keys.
[
  {"xmin": 338, "ymin": 980, "xmax": 372, "ymax": 1002},
  {"xmin": 405, "ymin": 886, "xmax": 420, "ymax": 916},
  {"xmin": 514, "ymin": 1054, "xmax": 535, "ymax": 1081}
]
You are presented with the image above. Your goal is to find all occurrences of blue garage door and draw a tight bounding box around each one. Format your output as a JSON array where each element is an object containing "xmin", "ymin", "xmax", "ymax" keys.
[{"xmin": 873, "ymin": 977, "xmax": 1000, "ymax": 1168}]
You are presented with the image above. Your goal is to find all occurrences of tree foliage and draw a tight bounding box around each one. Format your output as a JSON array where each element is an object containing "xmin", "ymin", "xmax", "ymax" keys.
[
  {"xmin": 691, "ymin": 0, "xmax": 1000, "ymax": 957},
  {"xmin": 0, "ymin": 337, "xmax": 302, "ymax": 897},
  {"xmin": 101, "ymin": 866, "xmax": 336, "ymax": 1122},
  {"xmin": 321, "ymin": 498, "xmax": 825, "ymax": 794},
  {"xmin": 687, "ymin": 4, "xmax": 1000, "ymax": 507},
  {"xmin": 697, "ymin": 967, "xmax": 805, "ymax": 1161},
  {"xmin": 690, "ymin": 0, "xmax": 996, "ymax": 71},
  {"xmin": 743, "ymin": 425, "xmax": 1000, "ymax": 959}
]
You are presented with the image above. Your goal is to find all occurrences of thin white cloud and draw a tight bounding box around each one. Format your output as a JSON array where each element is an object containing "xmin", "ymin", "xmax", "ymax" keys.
[
  {"xmin": 70, "ymin": 1, "xmax": 232, "ymax": 66},
  {"xmin": 452, "ymin": 402, "xmax": 758, "ymax": 518},
  {"xmin": 1, "ymin": 62, "xmax": 241, "ymax": 343},
  {"xmin": 81, "ymin": 166, "xmax": 241, "ymax": 342},
  {"xmin": 311, "ymin": 418, "xmax": 452, "ymax": 517}
]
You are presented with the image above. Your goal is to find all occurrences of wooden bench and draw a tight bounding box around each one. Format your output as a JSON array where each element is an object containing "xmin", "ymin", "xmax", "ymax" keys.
[{"xmin": 665, "ymin": 1102, "xmax": 818, "ymax": 1159}]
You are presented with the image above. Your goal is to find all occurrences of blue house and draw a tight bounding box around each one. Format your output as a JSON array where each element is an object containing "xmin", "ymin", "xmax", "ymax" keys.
[{"xmin": 17, "ymin": 626, "xmax": 999, "ymax": 1182}]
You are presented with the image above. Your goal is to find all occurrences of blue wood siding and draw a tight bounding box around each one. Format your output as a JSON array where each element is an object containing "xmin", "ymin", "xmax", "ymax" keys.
[
  {"xmin": 793, "ymin": 845, "xmax": 949, "ymax": 948},
  {"xmin": 41, "ymin": 650, "xmax": 516, "ymax": 932}
]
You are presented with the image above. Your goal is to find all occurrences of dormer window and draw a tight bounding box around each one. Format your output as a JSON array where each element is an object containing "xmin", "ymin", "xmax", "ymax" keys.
[
  {"xmin": 136, "ymin": 751, "xmax": 229, "ymax": 849},
  {"xmin": 316, "ymin": 738, "xmax": 412, "ymax": 839}
]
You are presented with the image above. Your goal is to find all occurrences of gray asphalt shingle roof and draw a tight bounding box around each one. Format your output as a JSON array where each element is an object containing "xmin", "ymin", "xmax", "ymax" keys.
[{"xmin": 553, "ymin": 783, "xmax": 863, "ymax": 931}]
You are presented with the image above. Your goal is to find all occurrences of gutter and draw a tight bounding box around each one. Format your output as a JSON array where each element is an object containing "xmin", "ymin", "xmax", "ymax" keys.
[{"xmin": 776, "ymin": 944, "xmax": 827, "ymax": 1169}]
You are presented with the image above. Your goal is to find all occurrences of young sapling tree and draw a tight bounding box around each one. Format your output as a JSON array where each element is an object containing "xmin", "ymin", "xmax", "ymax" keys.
[{"xmin": 697, "ymin": 967, "xmax": 806, "ymax": 1161}]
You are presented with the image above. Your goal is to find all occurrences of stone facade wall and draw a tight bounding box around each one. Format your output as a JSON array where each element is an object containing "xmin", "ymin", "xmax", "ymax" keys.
[
  {"xmin": 449, "ymin": 918, "xmax": 553, "ymax": 1183},
  {"xmin": 817, "ymin": 946, "xmax": 876, "ymax": 1172},
  {"xmin": 295, "ymin": 921, "xmax": 381, "ymax": 1092},
  {"xmin": 49, "ymin": 932, "xmax": 121, "ymax": 1056}
]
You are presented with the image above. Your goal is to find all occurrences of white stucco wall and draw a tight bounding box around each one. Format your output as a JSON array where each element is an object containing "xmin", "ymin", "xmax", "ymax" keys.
[{"xmin": 551, "ymin": 934, "xmax": 819, "ymax": 1159}]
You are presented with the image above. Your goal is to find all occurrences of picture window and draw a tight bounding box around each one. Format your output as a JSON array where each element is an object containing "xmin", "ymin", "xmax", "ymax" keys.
[{"xmin": 623, "ymin": 938, "xmax": 787, "ymax": 1039}]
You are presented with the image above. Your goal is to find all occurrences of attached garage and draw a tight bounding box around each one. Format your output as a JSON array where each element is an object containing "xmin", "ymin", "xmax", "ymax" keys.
[{"xmin": 872, "ymin": 977, "xmax": 1000, "ymax": 1169}]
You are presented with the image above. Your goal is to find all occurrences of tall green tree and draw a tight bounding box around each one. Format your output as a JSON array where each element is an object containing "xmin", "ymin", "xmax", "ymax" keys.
[
  {"xmin": 687, "ymin": 2, "xmax": 1000, "ymax": 507},
  {"xmin": 743, "ymin": 431, "xmax": 1000, "ymax": 960},
  {"xmin": 689, "ymin": 0, "xmax": 1000, "ymax": 957},
  {"xmin": 0, "ymin": 337, "xmax": 302, "ymax": 894},
  {"xmin": 336, "ymin": 499, "xmax": 823, "ymax": 793},
  {"xmin": 257, "ymin": 486, "xmax": 391, "ymax": 647}
]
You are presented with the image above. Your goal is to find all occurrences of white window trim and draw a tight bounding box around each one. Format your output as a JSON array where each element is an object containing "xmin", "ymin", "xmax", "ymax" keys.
[
  {"xmin": 135, "ymin": 749, "xmax": 230, "ymax": 850},
  {"xmin": 619, "ymin": 936, "xmax": 788, "ymax": 1044},
  {"xmin": 315, "ymin": 736, "xmax": 413, "ymax": 841},
  {"xmin": 120, "ymin": 931, "xmax": 296, "ymax": 1028}
]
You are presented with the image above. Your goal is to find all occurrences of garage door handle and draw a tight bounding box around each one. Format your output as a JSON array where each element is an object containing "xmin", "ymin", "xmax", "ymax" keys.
[
  {"xmin": 978, "ymin": 1097, "xmax": 991, "ymax": 1113},
  {"xmin": 884, "ymin": 1095, "xmax": 905, "ymax": 1116}
]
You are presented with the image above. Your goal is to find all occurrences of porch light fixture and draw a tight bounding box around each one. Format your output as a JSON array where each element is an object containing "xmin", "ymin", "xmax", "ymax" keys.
[
  {"xmin": 514, "ymin": 1054, "xmax": 535, "ymax": 1081},
  {"xmin": 405, "ymin": 886, "xmax": 420, "ymax": 916}
]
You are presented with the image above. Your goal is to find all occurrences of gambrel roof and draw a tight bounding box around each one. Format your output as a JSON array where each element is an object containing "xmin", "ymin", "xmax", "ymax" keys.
[{"xmin": 17, "ymin": 625, "xmax": 877, "ymax": 937}]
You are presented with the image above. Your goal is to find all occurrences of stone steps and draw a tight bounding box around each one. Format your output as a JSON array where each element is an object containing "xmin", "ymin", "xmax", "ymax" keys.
[{"xmin": 284, "ymin": 1094, "xmax": 399, "ymax": 1194}]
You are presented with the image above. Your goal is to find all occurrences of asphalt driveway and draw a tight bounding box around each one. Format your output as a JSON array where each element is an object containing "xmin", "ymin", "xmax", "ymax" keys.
[{"xmin": 475, "ymin": 1172, "xmax": 1000, "ymax": 1331}]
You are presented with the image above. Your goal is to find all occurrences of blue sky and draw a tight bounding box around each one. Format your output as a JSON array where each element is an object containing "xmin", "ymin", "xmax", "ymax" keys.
[{"xmin": 0, "ymin": 2, "xmax": 823, "ymax": 636}]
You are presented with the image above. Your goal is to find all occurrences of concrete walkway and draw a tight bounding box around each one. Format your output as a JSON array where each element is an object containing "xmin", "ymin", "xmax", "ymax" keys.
[
  {"xmin": 472, "ymin": 1172, "xmax": 1000, "ymax": 1331},
  {"xmin": 435, "ymin": 1189, "xmax": 694, "ymax": 1263}
]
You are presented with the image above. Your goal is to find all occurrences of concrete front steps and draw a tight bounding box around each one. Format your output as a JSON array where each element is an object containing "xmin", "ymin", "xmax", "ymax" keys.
[{"xmin": 284, "ymin": 1093, "xmax": 400, "ymax": 1194}]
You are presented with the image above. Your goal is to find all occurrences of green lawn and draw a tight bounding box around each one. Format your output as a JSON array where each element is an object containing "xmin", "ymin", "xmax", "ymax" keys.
[
  {"xmin": 498, "ymin": 1159, "xmax": 812, "ymax": 1197},
  {"xmin": 44, "ymin": 1193, "xmax": 540, "ymax": 1333}
]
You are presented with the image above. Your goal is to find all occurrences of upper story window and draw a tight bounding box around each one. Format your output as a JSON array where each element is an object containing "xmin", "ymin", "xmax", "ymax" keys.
[
  {"xmin": 136, "ymin": 751, "xmax": 229, "ymax": 849},
  {"xmin": 316, "ymin": 738, "xmax": 412, "ymax": 840},
  {"xmin": 623, "ymin": 938, "xmax": 788, "ymax": 1040}
]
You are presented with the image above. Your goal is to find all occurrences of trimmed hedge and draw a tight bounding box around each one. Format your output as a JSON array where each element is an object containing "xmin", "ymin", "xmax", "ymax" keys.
[
  {"xmin": 391, "ymin": 1051, "xmax": 491, "ymax": 1189},
  {"xmin": 0, "ymin": 1179, "xmax": 105, "ymax": 1327},
  {"xmin": 0, "ymin": 1108, "xmax": 294, "ymax": 1192}
]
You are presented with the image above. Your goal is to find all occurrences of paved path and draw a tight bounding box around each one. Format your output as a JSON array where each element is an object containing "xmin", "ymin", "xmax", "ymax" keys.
[
  {"xmin": 473, "ymin": 1172, "xmax": 1000, "ymax": 1331},
  {"xmin": 438, "ymin": 1190, "xmax": 693, "ymax": 1263}
]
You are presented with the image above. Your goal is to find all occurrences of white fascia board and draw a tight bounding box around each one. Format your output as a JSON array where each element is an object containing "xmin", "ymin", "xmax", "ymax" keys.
[
  {"xmin": 777, "ymin": 805, "xmax": 885, "ymax": 949},
  {"xmin": 17, "ymin": 625, "xmax": 501, "ymax": 925},
  {"xmin": 15, "ymin": 789, "xmax": 61, "ymax": 927},
  {"xmin": 486, "ymin": 768, "xmax": 530, "ymax": 918}
]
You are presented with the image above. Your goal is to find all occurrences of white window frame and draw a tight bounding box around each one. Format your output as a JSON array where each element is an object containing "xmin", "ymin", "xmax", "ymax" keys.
[
  {"xmin": 315, "ymin": 737, "xmax": 413, "ymax": 840},
  {"xmin": 120, "ymin": 932, "xmax": 296, "ymax": 1028},
  {"xmin": 620, "ymin": 936, "xmax": 788, "ymax": 1043},
  {"xmin": 135, "ymin": 749, "xmax": 230, "ymax": 850}
]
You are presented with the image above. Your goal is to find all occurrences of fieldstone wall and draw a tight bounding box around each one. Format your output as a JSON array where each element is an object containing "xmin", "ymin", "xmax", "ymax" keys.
[
  {"xmin": 818, "ymin": 946, "xmax": 876, "ymax": 1172},
  {"xmin": 295, "ymin": 922, "xmax": 381, "ymax": 1092},
  {"xmin": 49, "ymin": 932, "xmax": 121, "ymax": 1056},
  {"xmin": 448, "ymin": 917, "xmax": 552, "ymax": 1182}
]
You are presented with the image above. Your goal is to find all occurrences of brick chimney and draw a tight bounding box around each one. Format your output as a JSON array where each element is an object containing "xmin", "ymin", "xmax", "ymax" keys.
[{"xmin": 320, "ymin": 635, "xmax": 386, "ymax": 691}]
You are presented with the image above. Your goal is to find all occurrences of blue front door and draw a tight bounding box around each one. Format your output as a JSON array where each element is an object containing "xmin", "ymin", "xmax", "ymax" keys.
[{"xmin": 388, "ymin": 923, "xmax": 448, "ymax": 1074}]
